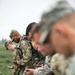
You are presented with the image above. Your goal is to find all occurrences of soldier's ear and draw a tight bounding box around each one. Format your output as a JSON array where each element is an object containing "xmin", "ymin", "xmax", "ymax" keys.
[
  {"xmin": 28, "ymin": 32, "xmax": 32, "ymax": 38},
  {"xmin": 54, "ymin": 24, "xmax": 68, "ymax": 38}
]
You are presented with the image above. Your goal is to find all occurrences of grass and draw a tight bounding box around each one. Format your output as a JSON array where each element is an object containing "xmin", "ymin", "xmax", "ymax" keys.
[{"xmin": 0, "ymin": 43, "xmax": 13, "ymax": 75}]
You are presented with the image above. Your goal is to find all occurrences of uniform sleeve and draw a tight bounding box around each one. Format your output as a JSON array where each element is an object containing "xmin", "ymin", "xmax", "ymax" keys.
[
  {"xmin": 12, "ymin": 50, "xmax": 16, "ymax": 60},
  {"xmin": 50, "ymin": 54, "xmax": 59, "ymax": 71},
  {"xmin": 50, "ymin": 53, "xmax": 60, "ymax": 75},
  {"xmin": 12, "ymin": 50, "xmax": 20, "ymax": 74},
  {"xmin": 12, "ymin": 49, "xmax": 21, "ymax": 61},
  {"xmin": 34, "ymin": 56, "xmax": 51, "ymax": 75},
  {"xmin": 18, "ymin": 40, "xmax": 32, "ymax": 65}
]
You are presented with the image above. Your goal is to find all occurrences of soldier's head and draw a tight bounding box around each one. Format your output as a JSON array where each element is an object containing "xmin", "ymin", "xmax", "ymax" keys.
[
  {"xmin": 5, "ymin": 41, "xmax": 15, "ymax": 51},
  {"xmin": 31, "ymin": 25, "xmax": 41, "ymax": 43},
  {"xmin": 9, "ymin": 29, "xmax": 21, "ymax": 43},
  {"xmin": 37, "ymin": 43, "xmax": 55, "ymax": 56},
  {"xmin": 39, "ymin": 0, "xmax": 74, "ymax": 58},
  {"xmin": 26, "ymin": 22, "xmax": 37, "ymax": 38},
  {"xmin": 37, "ymin": 32, "xmax": 55, "ymax": 56}
]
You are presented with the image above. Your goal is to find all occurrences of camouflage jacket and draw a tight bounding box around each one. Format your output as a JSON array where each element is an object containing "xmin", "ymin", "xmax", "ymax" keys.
[
  {"xmin": 12, "ymin": 47, "xmax": 23, "ymax": 75},
  {"xmin": 34, "ymin": 55, "xmax": 51, "ymax": 75},
  {"xmin": 12, "ymin": 48, "xmax": 22, "ymax": 61},
  {"xmin": 18, "ymin": 35, "xmax": 45, "ymax": 67},
  {"xmin": 17, "ymin": 35, "xmax": 32, "ymax": 66}
]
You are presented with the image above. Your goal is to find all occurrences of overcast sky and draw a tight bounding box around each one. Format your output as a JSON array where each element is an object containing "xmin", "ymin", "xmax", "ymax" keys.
[{"xmin": 0, "ymin": 0, "xmax": 75, "ymax": 40}]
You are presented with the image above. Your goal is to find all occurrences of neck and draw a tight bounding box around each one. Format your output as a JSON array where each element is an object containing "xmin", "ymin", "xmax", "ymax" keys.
[
  {"xmin": 64, "ymin": 52, "xmax": 74, "ymax": 59},
  {"xmin": 49, "ymin": 51, "xmax": 56, "ymax": 57},
  {"xmin": 32, "ymin": 41, "xmax": 37, "ymax": 49}
]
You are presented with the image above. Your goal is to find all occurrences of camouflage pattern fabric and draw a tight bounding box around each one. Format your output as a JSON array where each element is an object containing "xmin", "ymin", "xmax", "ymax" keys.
[
  {"xmin": 66, "ymin": 55, "xmax": 75, "ymax": 75},
  {"xmin": 51, "ymin": 53, "xmax": 68, "ymax": 75},
  {"xmin": 12, "ymin": 48, "xmax": 24, "ymax": 75},
  {"xmin": 34, "ymin": 55, "xmax": 51, "ymax": 75}
]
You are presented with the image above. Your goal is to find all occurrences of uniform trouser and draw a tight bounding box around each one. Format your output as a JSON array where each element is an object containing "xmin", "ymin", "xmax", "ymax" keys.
[{"xmin": 12, "ymin": 65, "xmax": 26, "ymax": 75}]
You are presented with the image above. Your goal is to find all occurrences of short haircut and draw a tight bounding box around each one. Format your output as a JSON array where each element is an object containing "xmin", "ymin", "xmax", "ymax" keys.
[
  {"xmin": 26, "ymin": 22, "xmax": 37, "ymax": 36},
  {"xmin": 5, "ymin": 41, "xmax": 12, "ymax": 50},
  {"xmin": 31, "ymin": 25, "xmax": 40, "ymax": 39}
]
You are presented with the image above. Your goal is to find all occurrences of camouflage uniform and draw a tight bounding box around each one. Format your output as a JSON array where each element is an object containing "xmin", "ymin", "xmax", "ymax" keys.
[
  {"xmin": 9, "ymin": 30, "xmax": 45, "ymax": 75},
  {"xmin": 12, "ymin": 47, "xmax": 23, "ymax": 75},
  {"xmin": 51, "ymin": 53, "xmax": 68, "ymax": 75},
  {"xmin": 33, "ymin": 55, "xmax": 51, "ymax": 75},
  {"xmin": 18, "ymin": 35, "xmax": 45, "ymax": 75},
  {"xmin": 17, "ymin": 36, "xmax": 32, "ymax": 75},
  {"xmin": 66, "ymin": 55, "xmax": 75, "ymax": 75},
  {"xmin": 38, "ymin": 0, "xmax": 74, "ymax": 75},
  {"xmin": 9, "ymin": 30, "xmax": 32, "ymax": 75},
  {"xmin": 5, "ymin": 40, "xmax": 23, "ymax": 75}
]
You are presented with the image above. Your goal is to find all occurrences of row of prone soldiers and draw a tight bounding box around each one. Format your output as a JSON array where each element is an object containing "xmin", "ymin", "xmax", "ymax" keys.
[{"xmin": 5, "ymin": 0, "xmax": 75, "ymax": 75}]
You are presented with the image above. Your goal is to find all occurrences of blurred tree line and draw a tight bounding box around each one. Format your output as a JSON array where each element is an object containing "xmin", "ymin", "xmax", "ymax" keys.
[{"xmin": 0, "ymin": 39, "xmax": 7, "ymax": 44}]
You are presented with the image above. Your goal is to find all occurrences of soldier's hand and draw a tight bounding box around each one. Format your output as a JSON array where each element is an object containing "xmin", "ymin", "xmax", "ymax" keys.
[
  {"xmin": 13, "ymin": 61, "xmax": 18, "ymax": 65},
  {"xmin": 25, "ymin": 68, "xmax": 34, "ymax": 75},
  {"xmin": 8, "ymin": 44, "xmax": 16, "ymax": 50}
]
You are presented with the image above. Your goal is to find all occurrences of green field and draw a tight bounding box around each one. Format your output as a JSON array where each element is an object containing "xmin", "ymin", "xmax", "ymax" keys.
[{"xmin": 0, "ymin": 43, "xmax": 13, "ymax": 75}]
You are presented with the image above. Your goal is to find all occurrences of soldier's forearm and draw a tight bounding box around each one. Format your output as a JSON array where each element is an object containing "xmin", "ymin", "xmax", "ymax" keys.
[
  {"xmin": 18, "ymin": 52, "xmax": 32, "ymax": 65},
  {"xmin": 17, "ymin": 58, "xmax": 30, "ymax": 66}
]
